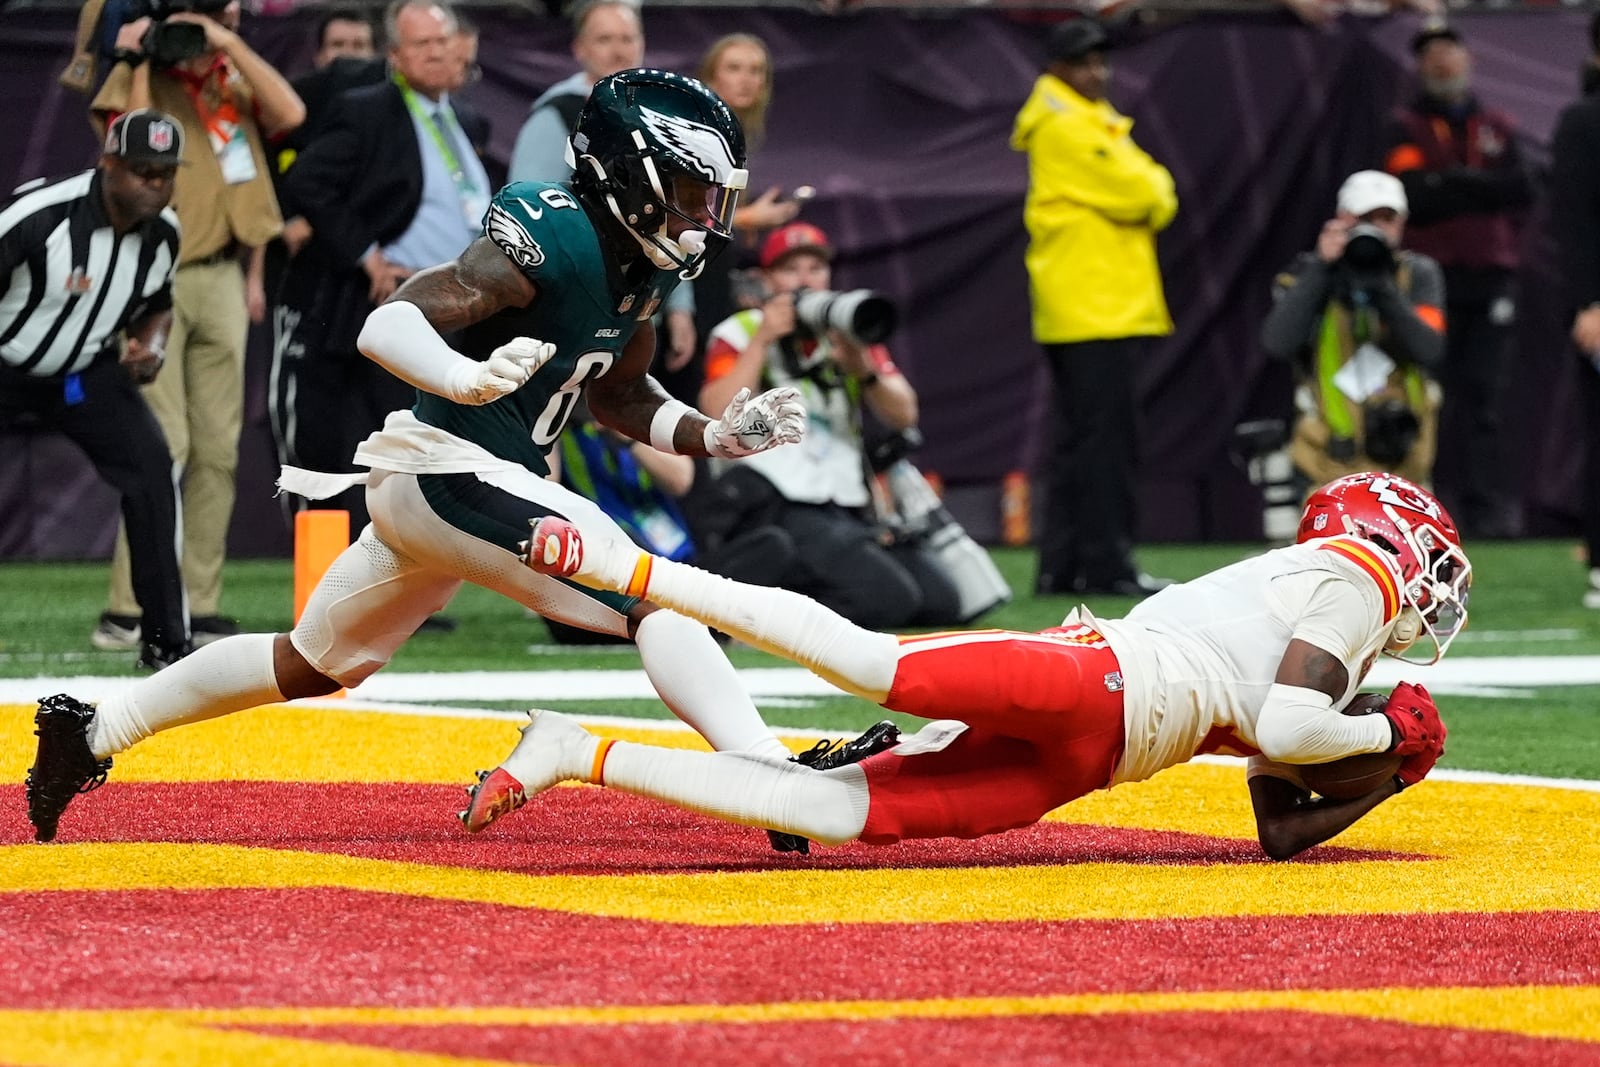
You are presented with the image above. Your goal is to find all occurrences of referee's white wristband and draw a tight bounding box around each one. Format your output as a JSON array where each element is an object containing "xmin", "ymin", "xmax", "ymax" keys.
[{"xmin": 649, "ymin": 399, "xmax": 693, "ymax": 454}]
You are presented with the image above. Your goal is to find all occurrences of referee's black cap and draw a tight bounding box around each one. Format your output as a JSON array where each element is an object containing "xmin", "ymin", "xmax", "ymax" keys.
[{"xmin": 103, "ymin": 109, "xmax": 187, "ymax": 167}]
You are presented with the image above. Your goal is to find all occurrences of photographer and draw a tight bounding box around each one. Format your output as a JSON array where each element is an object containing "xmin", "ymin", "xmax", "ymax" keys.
[
  {"xmin": 88, "ymin": 0, "xmax": 303, "ymax": 652},
  {"xmin": 699, "ymin": 222, "xmax": 960, "ymax": 629},
  {"xmin": 1261, "ymin": 170, "xmax": 1446, "ymax": 489}
]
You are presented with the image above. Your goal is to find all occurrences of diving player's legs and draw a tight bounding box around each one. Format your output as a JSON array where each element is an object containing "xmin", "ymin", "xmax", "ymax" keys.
[
  {"xmin": 381, "ymin": 468, "xmax": 788, "ymax": 758},
  {"xmin": 526, "ymin": 517, "xmax": 901, "ymax": 701}
]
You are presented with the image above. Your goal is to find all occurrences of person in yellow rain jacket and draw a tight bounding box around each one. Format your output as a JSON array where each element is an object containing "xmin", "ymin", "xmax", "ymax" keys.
[{"xmin": 1012, "ymin": 19, "xmax": 1177, "ymax": 599}]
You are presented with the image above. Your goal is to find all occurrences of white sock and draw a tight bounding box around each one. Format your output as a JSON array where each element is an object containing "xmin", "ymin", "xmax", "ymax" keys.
[
  {"xmin": 89, "ymin": 633, "xmax": 284, "ymax": 759},
  {"xmin": 575, "ymin": 538, "xmax": 898, "ymax": 701},
  {"xmin": 634, "ymin": 610, "xmax": 789, "ymax": 759},
  {"xmin": 599, "ymin": 740, "xmax": 871, "ymax": 846}
]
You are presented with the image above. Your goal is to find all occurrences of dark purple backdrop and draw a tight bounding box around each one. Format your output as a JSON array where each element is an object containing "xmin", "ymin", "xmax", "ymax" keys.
[{"xmin": 0, "ymin": 6, "xmax": 1589, "ymax": 559}]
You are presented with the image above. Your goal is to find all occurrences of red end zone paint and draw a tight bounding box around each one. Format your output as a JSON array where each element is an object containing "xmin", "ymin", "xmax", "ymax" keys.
[
  {"xmin": 0, "ymin": 782, "xmax": 1426, "ymax": 869},
  {"xmin": 238, "ymin": 1013, "xmax": 1600, "ymax": 1067},
  {"xmin": 2, "ymin": 890, "xmax": 1595, "ymax": 1010}
]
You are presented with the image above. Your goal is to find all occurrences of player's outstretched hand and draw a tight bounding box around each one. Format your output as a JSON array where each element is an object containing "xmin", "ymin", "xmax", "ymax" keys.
[
  {"xmin": 1382, "ymin": 682, "xmax": 1446, "ymax": 757},
  {"xmin": 1394, "ymin": 741, "xmax": 1443, "ymax": 791},
  {"xmin": 704, "ymin": 385, "xmax": 807, "ymax": 458},
  {"xmin": 452, "ymin": 338, "xmax": 557, "ymax": 406}
]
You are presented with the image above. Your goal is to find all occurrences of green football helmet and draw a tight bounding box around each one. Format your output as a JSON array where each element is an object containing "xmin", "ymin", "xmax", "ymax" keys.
[{"xmin": 569, "ymin": 68, "xmax": 749, "ymax": 275}]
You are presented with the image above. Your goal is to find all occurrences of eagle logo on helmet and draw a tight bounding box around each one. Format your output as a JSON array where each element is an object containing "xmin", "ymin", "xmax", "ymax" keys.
[{"xmin": 637, "ymin": 106, "xmax": 739, "ymax": 185}]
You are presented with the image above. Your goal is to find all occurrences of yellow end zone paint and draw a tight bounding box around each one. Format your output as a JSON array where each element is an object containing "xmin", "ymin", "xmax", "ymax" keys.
[{"xmin": 2, "ymin": 703, "xmax": 1598, "ymax": 923}]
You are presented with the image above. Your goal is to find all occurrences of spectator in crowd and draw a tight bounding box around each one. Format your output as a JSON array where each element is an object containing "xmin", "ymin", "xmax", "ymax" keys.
[
  {"xmin": 0, "ymin": 111, "xmax": 190, "ymax": 670},
  {"xmin": 1383, "ymin": 22, "xmax": 1532, "ymax": 539},
  {"xmin": 507, "ymin": 0, "xmax": 641, "ymax": 185},
  {"xmin": 274, "ymin": 0, "xmax": 491, "ymax": 547},
  {"xmin": 259, "ymin": 9, "xmax": 380, "ymax": 315},
  {"xmin": 1011, "ymin": 19, "xmax": 1176, "ymax": 599},
  {"xmin": 448, "ymin": 12, "xmax": 495, "ymax": 182},
  {"xmin": 698, "ymin": 221, "xmax": 960, "ymax": 629},
  {"xmin": 1549, "ymin": 13, "xmax": 1600, "ymax": 610},
  {"xmin": 1261, "ymin": 171, "xmax": 1445, "ymax": 490},
  {"xmin": 26, "ymin": 70, "xmax": 811, "ymax": 845},
  {"xmin": 91, "ymin": 0, "xmax": 304, "ymax": 651},
  {"xmin": 679, "ymin": 33, "xmax": 801, "ymax": 406}
]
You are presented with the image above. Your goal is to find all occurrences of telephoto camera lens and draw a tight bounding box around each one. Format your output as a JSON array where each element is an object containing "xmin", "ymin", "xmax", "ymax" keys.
[
  {"xmin": 1341, "ymin": 223, "xmax": 1395, "ymax": 273},
  {"xmin": 793, "ymin": 288, "xmax": 898, "ymax": 345}
]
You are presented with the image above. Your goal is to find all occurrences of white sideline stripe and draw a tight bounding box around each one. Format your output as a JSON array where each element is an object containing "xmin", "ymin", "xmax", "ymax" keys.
[
  {"xmin": 11, "ymin": 656, "xmax": 1600, "ymax": 706},
  {"xmin": 1456, "ymin": 628, "xmax": 1582, "ymax": 643}
]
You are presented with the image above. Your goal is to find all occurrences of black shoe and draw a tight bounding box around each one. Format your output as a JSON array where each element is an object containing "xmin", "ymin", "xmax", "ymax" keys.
[
  {"xmin": 26, "ymin": 694, "xmax": 113, "ymax": 843},
  {"xmin": 417, "ymin": 614, "xmax": 458, "ymax": 634},
  {"xmin": 1074, "ymin": 573, "xmax": 1174, "ymax": 599},
  {"xmin": 136, "ymin": 641, "xmax": 193, "ymax": 671},
  {"xmin": 767, "ymin": 720, "xmax": 902, "ymax": 855},
  {"xmin": 190, "ymin": 615, "xmax": 239, "ymax": 647}
]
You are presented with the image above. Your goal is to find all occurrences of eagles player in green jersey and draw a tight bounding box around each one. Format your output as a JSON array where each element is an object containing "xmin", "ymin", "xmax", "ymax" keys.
[{"xmin": 25, "ymin": 70, "xmax": 810, "ymax": 843}]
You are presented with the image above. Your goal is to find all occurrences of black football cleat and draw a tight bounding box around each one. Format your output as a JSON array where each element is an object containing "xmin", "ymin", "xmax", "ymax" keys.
[
  {"xmin": 26, "ymin": 694, "xmax": 113, "ymax": 843},
  {"xmin": 768, "ymin": 720, "xmax": 902, "ymax": 856}
]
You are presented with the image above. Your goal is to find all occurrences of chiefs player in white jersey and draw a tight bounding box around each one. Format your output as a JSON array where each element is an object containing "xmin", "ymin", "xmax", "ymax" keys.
[{"xmin": 463, "ymin": 472, "xmax": 1469, "ymax": 860}]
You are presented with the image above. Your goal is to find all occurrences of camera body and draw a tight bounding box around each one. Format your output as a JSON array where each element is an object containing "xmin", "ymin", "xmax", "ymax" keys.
[
  {"xmin": 792, "ymin": 288, "xmax": 898, "ymax": 347},
  {"xmin": 128, "ymin": 0, "xmax": 230, "ymax": 66}
]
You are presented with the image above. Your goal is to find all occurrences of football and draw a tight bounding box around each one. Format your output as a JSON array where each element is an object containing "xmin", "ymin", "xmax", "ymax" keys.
[{"xmin": 1297, "ymin": 692, "xmax": 1402, "ymax": 799}]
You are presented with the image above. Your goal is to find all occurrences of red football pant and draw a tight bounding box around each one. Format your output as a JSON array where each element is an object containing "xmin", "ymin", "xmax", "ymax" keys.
[{"xmin": 857, "ymin": 627, "xmax": 1126, "ymax": 844}]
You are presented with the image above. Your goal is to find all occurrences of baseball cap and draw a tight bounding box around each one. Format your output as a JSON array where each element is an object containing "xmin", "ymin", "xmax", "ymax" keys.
[
  {"xmin": 1410, "ymin": 20, "xmax": 1463, "ymax": 55},
  {"xmin": 1047, "ymin": 19, "xmax": 1110, "ymax": 63},
  {"xmin": 103, "ymin": 109, "xmax": 186, "ymax": 167},
  {"xmin": 760, "ymin": 221, "xmax": 832, "ymax": 269},
  {"xmin": 1336, "ymin": 170, "xmax": 1408, "ymax": 217}
]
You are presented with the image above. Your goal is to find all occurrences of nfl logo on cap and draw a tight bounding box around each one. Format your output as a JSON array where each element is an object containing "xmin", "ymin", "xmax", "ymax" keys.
[{"xmin": 105, "ymin": 108, "xmax": 186, "ymax": 166}]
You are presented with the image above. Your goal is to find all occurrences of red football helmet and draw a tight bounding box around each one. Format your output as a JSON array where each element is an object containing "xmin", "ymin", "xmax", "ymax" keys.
[{"xmin": 1297, "ymin": 472, "xmax": 1472, "ymax": 663}]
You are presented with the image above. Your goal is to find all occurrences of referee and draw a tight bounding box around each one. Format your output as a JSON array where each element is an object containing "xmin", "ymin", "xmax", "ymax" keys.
[{"xmin": 0, "ymin": 109, "xmax": 191, "ymax": 669}]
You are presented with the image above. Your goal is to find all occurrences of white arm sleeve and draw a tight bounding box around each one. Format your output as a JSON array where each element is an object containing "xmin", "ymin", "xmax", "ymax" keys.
[
  {"xmin": 1254, "ymin": 683, "xmax": 1391, "ymax": 764},
  {"xmin": 357, "ymin": 301, "xmax": 480, "ymax": 403}
]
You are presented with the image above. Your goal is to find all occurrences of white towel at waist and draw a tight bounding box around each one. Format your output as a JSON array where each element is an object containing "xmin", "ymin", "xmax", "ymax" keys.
[{"xmin": 276, "ymin": 409, "xmax": 526, "ymax": 500}]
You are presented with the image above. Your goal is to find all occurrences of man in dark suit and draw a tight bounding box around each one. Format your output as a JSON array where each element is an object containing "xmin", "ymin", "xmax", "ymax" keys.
[
  {"xmin": 274, "ymin": 0, "xmax": 490, "ymax": 537},
  {"xmin": 1551, "ymin": 11, "xmax": 1600, "ymax": 609}
]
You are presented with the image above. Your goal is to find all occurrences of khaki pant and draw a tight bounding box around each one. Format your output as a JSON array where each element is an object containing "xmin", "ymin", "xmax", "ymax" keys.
[
  {"xmin": 1289, "ymin": 401, "xmax": 1438, "ymax": 493},
  {"xmin": 108, "ymin": 259, "xmax": 247, "ymax": 618}
]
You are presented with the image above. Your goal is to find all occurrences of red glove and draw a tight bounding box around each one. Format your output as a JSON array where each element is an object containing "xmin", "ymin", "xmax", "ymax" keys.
[
  {"xmin": 1382, "ymin": 682, "xmax": 1446, "ymax": 757},
  {"xmin": 1395, "ymin": 742, "xmax": 1444, "ymax": 790}
]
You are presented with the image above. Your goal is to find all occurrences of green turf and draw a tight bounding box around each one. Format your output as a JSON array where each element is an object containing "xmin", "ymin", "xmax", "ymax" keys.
[{"xmin": 2, "ymin": 542, "xmax": 1597, "ymax": 777}]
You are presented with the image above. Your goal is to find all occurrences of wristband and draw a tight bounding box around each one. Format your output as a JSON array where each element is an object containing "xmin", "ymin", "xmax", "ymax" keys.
[
  {"xmin": 649, "ymin": 398, "xmax": 692, "ymax": 454},
  {"xmin": 113, "ymin": 49, "xmax": 147, "ymax": 68}
]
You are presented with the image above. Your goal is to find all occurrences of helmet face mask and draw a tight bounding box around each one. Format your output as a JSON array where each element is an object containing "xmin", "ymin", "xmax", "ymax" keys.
[
  {"xmin": 569, "ymin": 69, "xmax": 749, "ymax": 275},
  {"xmin": 1296, "ymin": 472, "xmax": 1472, "ymax": 664}
]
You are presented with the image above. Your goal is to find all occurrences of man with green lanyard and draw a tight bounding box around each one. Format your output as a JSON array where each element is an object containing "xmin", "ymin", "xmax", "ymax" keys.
[{"xmin": 275, "ymin": 0, "xmax": 493, "ymax": 541}]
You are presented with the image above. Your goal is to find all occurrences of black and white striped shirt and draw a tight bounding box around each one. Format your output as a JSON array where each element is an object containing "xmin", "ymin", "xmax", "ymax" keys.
[{"xmin": 0, "ymin": 170, "xmax": 180, "ymax": 378}]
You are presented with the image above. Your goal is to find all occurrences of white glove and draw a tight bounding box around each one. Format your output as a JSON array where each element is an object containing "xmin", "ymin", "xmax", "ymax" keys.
[
  {"xmin": 448, "ymin": 337, "xmax": 557, "ymax": 406},
  {"xmin": 703, "ymin": 385, "xmax": 807, "ymax": 458}
]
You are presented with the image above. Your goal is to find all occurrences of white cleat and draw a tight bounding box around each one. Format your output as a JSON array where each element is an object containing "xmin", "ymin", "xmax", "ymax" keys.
[{"xmin": 456, "ymin": 709, "xmax": 598, "ymax": 833}]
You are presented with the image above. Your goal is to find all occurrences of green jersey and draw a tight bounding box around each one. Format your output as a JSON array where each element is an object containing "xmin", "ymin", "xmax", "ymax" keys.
[{"xmin": 413, "ymin": 182, "xmax": 684, "ymax": 475}]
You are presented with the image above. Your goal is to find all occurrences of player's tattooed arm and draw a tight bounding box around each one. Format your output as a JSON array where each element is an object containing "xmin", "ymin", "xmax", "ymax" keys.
[
  {"xmin": 387, "ymin": 237, "xmax": 538, "ymax": 333},
  {"xmin": 1251, "ymin": 640, "xmax": 1396, "ymax": 860},
  {"xmin": 586, "ymin": 321, "xmax": 713, "ymax": 454},
  {"xmin": 1273, "ymin": 639, "xmax": 1350, "ymax": 699}
]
